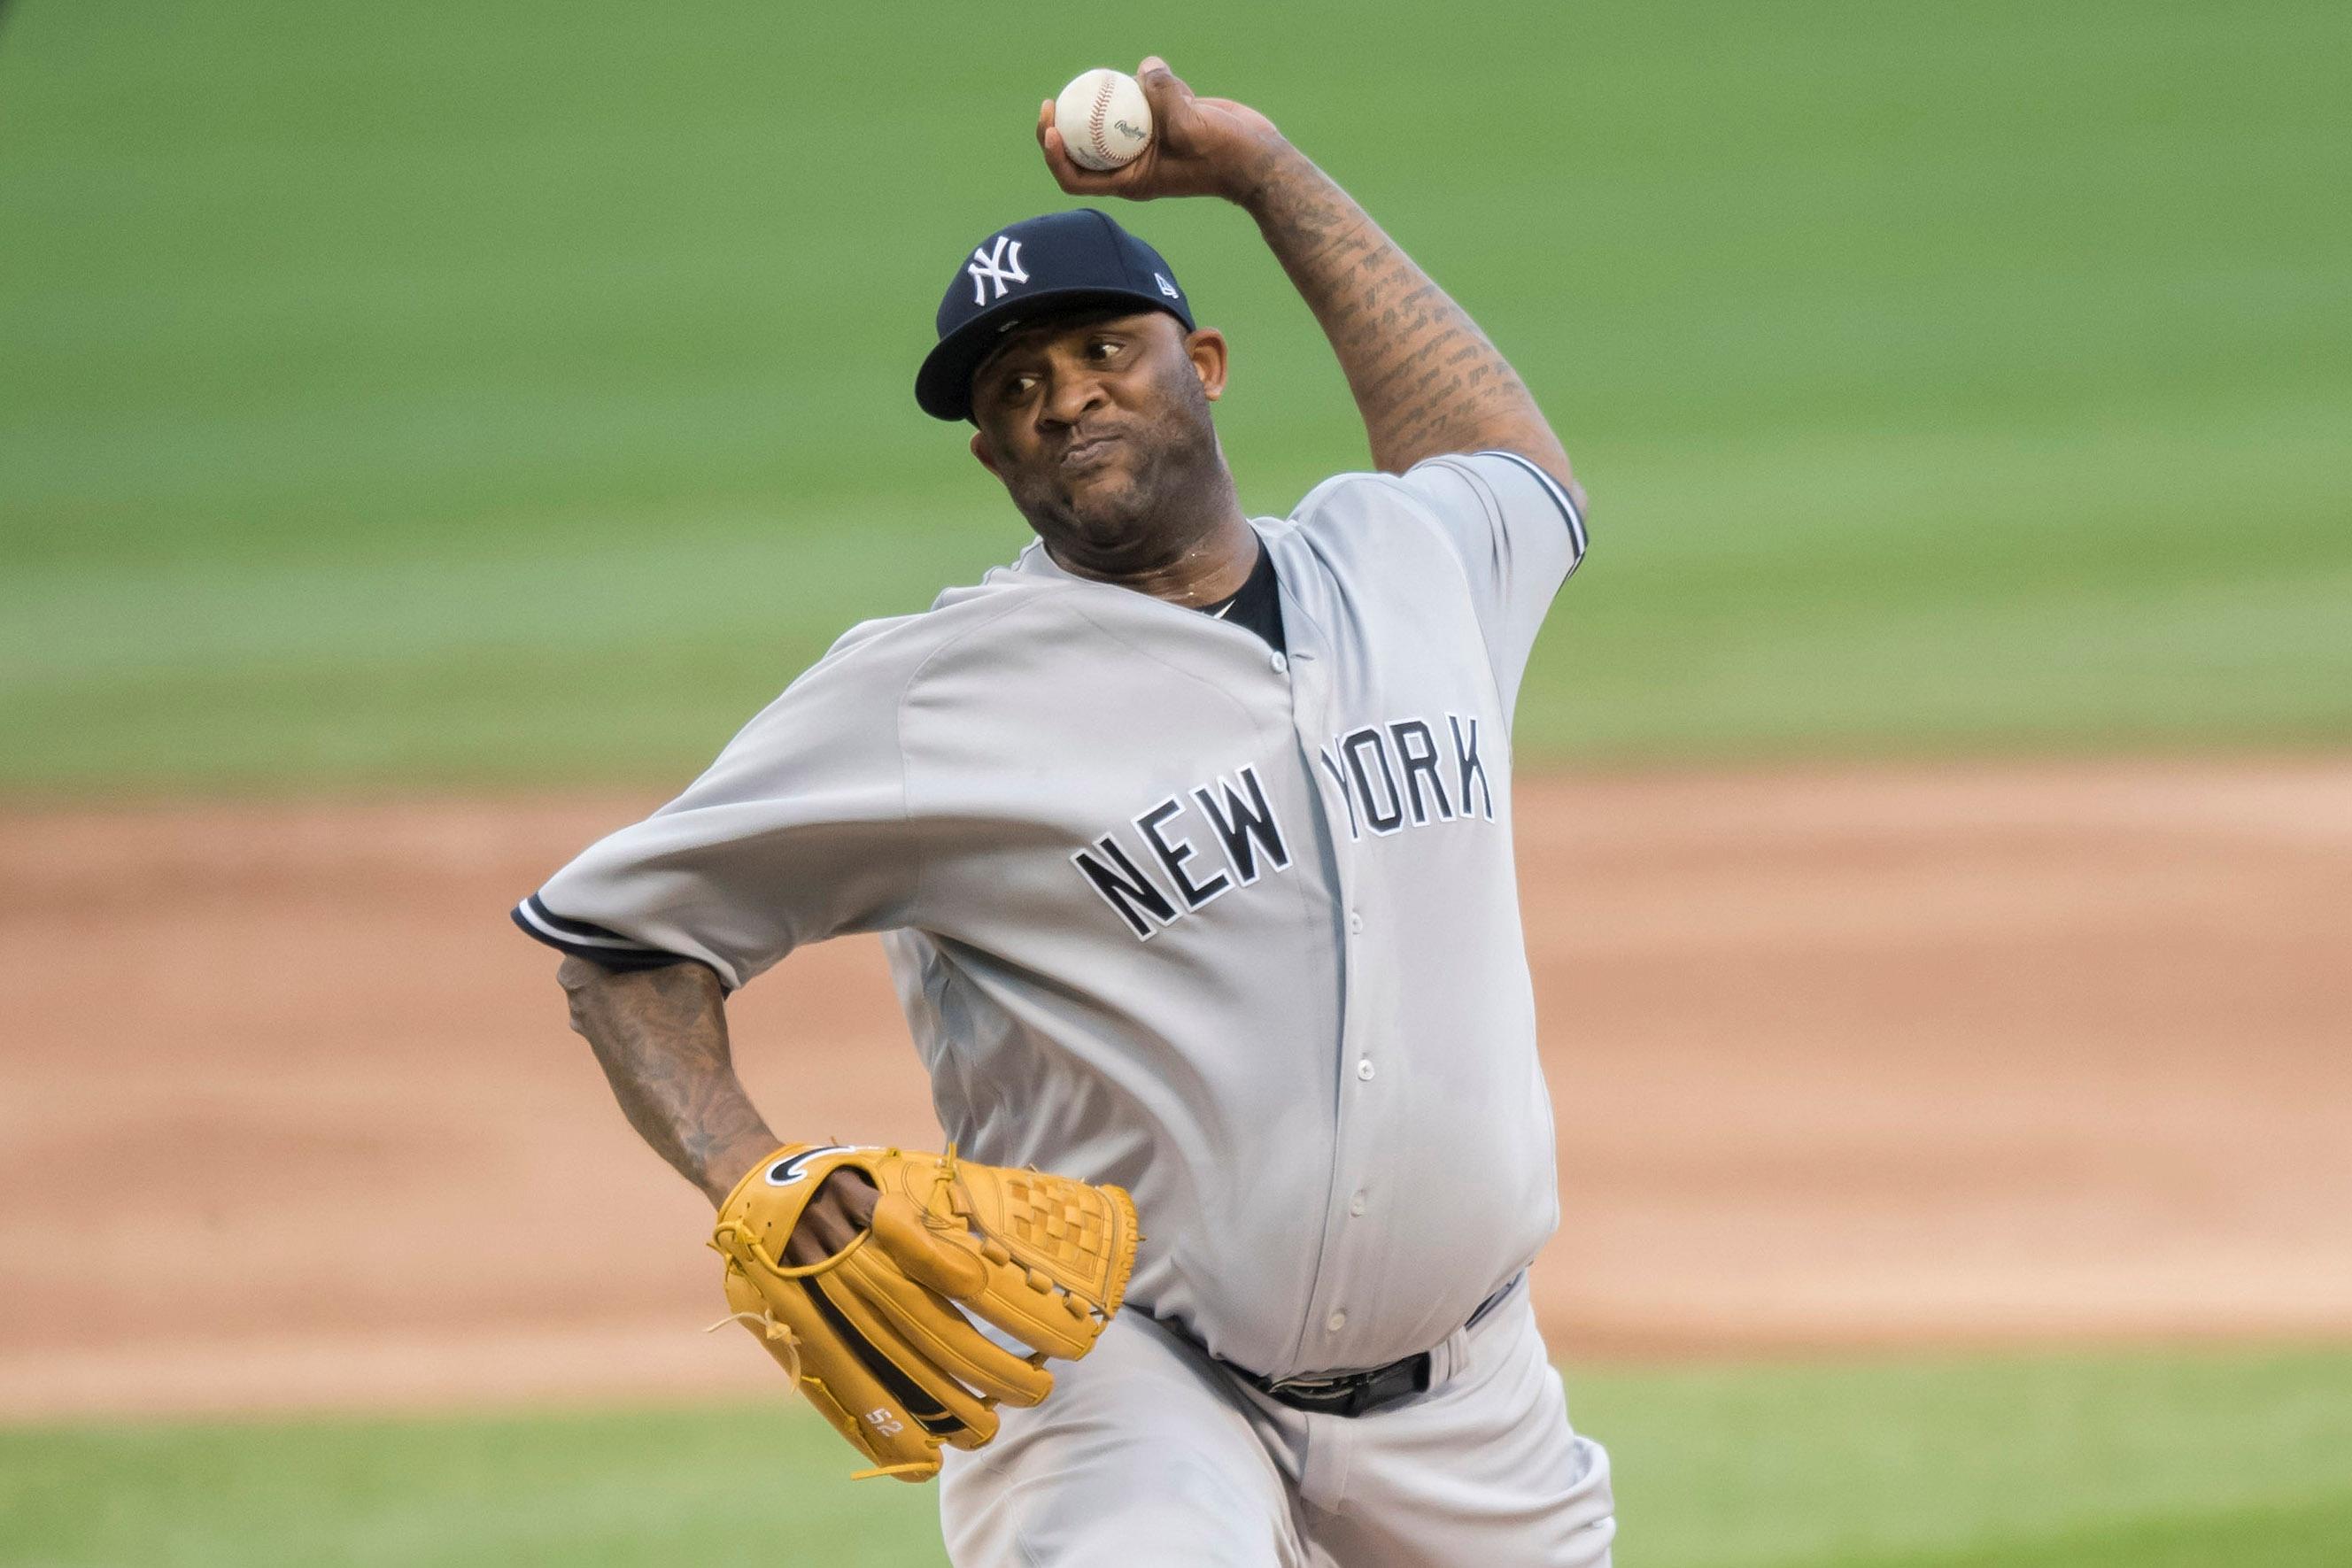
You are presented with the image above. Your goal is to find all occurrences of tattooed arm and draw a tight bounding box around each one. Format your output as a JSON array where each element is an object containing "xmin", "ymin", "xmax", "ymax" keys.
[
  {"xmin": 559, "ymin": 954, "xmax": 776, "ymax": 1205},
  {"xmin": 1242, "ymin": 151, "xmax": 1574, "ymax": 490},
  {"xmin": 557, "ymin": 955, "xmax": 876, "ymax": 1250},
  {"xmin": 1037, "ymin": 56, "xmax": 1577, "ymax": 494}
]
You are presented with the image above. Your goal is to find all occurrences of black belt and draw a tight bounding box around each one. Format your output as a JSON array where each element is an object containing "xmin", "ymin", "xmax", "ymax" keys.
[{"xmin": 1221, "ymin": 1273, "xmax": 1522, "ymax": 1420}]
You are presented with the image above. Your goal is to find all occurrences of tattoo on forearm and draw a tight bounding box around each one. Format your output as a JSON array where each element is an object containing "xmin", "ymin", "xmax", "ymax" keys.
[
  {"xmin": 560, "ymin": 956, "xmax": 776, "ymax": 1201},
  {"xmin": 1245, "ymin": 147, "xmax": 1568, "ymax": 478}
]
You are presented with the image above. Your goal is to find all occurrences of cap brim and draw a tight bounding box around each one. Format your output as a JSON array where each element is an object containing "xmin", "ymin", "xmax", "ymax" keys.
[{"xmin": 916, "ymin": 287, "xmax": 1192, "ymax": 422}]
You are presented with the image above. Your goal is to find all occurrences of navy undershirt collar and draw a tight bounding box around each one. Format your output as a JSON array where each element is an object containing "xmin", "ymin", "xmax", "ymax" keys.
[{"xmin": 1196, "ymin": 540, "xmax": 1285, "ymax": 653}]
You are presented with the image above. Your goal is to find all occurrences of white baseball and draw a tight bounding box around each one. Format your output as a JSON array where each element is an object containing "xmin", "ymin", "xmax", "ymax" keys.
[{"xmin": 1054, "ymin": 68, "xmax": 1154, "ymax": 171}]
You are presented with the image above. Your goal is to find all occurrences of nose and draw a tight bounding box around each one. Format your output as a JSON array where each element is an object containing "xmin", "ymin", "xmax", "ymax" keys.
[{"xmin": 1039, "ymin": 365, "xmax": 1108, "ymax": 429}]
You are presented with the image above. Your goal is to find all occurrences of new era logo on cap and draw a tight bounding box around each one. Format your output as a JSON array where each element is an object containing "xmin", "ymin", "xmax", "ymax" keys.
[{"xmin": 916, "ymin": 208, "xmax": 1196, "ymax": 422}]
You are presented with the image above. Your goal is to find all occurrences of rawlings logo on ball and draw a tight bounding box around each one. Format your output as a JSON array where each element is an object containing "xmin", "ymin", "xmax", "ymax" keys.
[{"xmin": 1053, "ymin": 67, "xmax": 1155, "ymax": 172}]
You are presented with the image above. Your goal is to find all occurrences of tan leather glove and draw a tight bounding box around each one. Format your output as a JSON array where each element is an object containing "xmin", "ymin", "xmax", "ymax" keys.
[{"xmin": 710, "ymin": 1142, "xmax": 1141, "ymax": 1480}]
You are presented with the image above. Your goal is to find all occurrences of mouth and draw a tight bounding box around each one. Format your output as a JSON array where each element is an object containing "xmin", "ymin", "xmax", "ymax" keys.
[{"xmin": 1057, "ymin": 433, "xmax": 1123, "ymax": 470}]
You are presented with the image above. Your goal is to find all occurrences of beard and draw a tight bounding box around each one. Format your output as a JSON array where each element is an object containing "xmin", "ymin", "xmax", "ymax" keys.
[{"xmin": 1010, "ymin": 382, "xmax": 1229, "ymax": 575}]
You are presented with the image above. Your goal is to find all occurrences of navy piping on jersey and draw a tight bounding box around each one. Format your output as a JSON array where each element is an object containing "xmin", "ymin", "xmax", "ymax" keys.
[
  {"xmin": 1474, "ymin": 449, "xmax": 1588, "ymax": 567},
  {"xmin": 511, "ymin": 893, "xmax": 685, "ymax": 970}
]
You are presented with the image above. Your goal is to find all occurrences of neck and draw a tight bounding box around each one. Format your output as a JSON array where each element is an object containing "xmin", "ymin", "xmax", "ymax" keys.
[{"xmin": 1043, "ymin": 471, "xmax": 1257, "ymax": 606}]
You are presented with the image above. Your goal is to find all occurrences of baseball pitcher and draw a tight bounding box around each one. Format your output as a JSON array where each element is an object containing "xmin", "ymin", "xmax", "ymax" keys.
[{"xmin": 515, "ymin": 57, "xmax": 1613, "ymax": 1565}]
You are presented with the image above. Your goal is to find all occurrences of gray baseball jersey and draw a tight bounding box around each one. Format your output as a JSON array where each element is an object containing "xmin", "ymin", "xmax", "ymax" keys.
[{"xmin": 515, "ymin": 448, "xmax": 1586, "ymax": 1381}]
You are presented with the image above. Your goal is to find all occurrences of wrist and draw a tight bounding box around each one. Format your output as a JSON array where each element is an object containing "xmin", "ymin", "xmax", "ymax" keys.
[
  {"xmin": 1225, "ymin": 136, "xmax": 1308, "ymax": 212},
  {"xmin": 701, "ymin": 1137, "xmax": 784, "ymax": 1210}
]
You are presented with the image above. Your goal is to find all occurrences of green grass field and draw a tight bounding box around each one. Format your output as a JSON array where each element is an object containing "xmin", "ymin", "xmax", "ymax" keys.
[
  {"xmin": 4, "ymin": 0, "xmax": 2348, "ymax": 791},
  {"xmin": 7, "ymin": 1346, "xmax": 2351, "ymax": 1565},
  {"xmin": 5, "ymin": 7, "xmax": 2348, "ymax": 1560}
]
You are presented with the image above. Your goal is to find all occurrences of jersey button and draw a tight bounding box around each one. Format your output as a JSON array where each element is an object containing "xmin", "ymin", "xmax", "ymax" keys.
[
  {"xmin": 1356, "ymin": 1058, "xmax": 1376, "ymax": 1082},
  {"xmin": 1270, "ymin": 652, "xmax": 1288, "ymax": 674},
  {"xmin": 1348, "ymin": 911, "xmax": 1364, "ymax": 935},
  {"xmin": 1349, "ymin": 1191, "xmax": 1368, "ymax": 1217},
  {"xmin": 1327, "ymin": 1310, "xmax": 1348, "ymax": 1332}
]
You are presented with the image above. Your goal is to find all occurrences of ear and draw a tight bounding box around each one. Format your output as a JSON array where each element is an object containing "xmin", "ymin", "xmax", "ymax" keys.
[
  {"xmin": 1184, "ymin": 327, "xmax": 1229, "ymax": 402},
  {"xmin": 969, "ymin": 427, "xmax": 1002, "ymax": 480}
]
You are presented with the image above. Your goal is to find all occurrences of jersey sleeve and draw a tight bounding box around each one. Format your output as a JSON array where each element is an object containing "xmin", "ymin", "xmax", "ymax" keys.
[
  {"xmin": 1388, "ymin": 449, "xmax": 1589, "ymax": 712},
  {"xmin": 510, "ymin": 641, "xmax": 921, "ymax": 991}
]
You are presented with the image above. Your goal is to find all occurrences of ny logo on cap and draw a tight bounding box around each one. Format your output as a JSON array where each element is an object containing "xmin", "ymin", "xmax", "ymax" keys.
[{"xmin": 968, "ymin": 236, "xmax": 1030, "ymax": 305}]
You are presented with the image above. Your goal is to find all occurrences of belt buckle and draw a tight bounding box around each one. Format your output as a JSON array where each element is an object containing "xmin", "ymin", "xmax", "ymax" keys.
[
  {"xmin": 1262, "ymin": 1371, "xmax": 1373, "ymax": 1417},
  {"xmin": 1261, "ymin": 1357, "xmax": 1424, "ymax": 1419}
]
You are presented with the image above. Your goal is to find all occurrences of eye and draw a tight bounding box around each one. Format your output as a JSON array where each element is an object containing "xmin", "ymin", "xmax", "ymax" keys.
[{"xmin": 1087, "ymin": 338, "xmax": 1123, "ymax": 362}]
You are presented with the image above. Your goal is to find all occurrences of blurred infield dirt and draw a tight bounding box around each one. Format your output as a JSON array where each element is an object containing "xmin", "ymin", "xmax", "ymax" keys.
[{"xmin": 4, "ymin": 758, "xmax": 2348, "ymax": 1419}]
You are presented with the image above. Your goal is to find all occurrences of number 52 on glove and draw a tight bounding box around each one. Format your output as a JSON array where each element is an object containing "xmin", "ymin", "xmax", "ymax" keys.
[{"xmin": 709, "ymin": 1143, "xmax": 1141, "ymax": 1481}]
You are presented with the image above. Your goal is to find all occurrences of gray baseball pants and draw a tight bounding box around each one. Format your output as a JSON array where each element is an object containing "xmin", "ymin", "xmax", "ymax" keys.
[{"xmin": 939, "ymin": 1277, "xmax": 1615, "ymax": 1566}]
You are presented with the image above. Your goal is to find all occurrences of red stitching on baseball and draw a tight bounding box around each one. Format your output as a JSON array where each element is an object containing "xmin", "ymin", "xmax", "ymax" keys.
[{"xmin": 1089, "ymin": 76, "xmax": 1114, "ymax": 164}]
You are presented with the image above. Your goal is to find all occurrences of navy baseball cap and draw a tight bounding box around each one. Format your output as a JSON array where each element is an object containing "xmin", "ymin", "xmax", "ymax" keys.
[{"xmin": 916, "ymin": 208, "xmax": 1194, "ymax": 421}]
